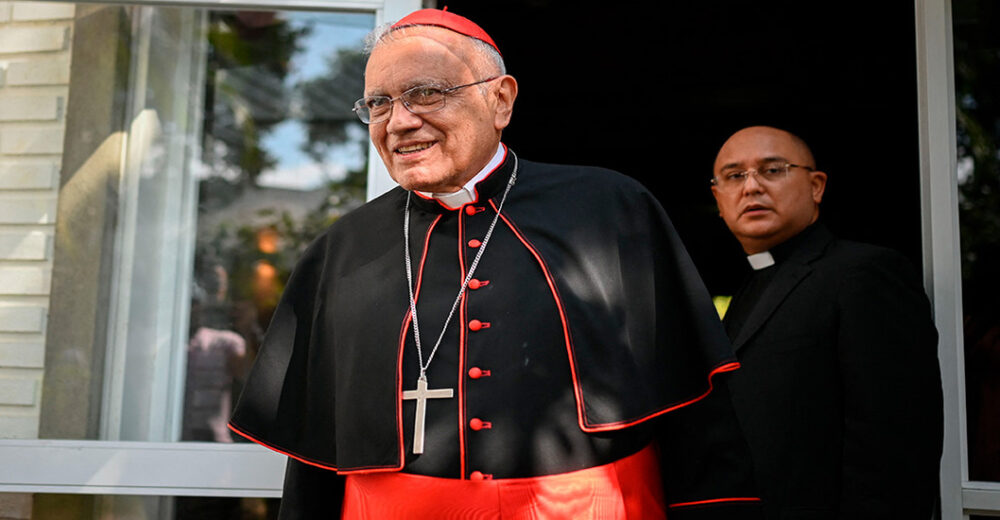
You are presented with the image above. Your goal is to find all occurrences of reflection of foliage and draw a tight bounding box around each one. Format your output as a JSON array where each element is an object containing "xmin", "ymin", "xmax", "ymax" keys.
[
  {"xmin": 955, "ymin": 0, "xmax": 1000, "ymax": 484},
  {"xmin": 202, "ymin": 11, "xmax": 309, "ymax": 185},
  {"xmin": 193, "ymin": 11, "xmax": 372, "ymax": 331},
  {"xmin": 298, "ymin": 48, "xmax": 369, "ymax": 167},
  {"xmin": 954, "ymin": 0, "xmax": 1000, "ymax": 306},
  {"xmin": 196, "ymin": 189, "xmax": 347, "ymax": 322}
]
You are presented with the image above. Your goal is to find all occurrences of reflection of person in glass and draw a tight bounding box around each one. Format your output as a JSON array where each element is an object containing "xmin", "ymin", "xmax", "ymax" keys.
[
  {"xmin": 711, "ymin": 126, "xmax": 943, "ymax": 518},
  {"xmin": 230, "ymin": 9, "xmax": 762, "ymax": 518},
  {"xmin": 183, "ymin": 263, "xmax": 246, "ymax": 443},
  {"xmin": 965, "ymin": 244, "xmax": 1000, "ymax": 482}
]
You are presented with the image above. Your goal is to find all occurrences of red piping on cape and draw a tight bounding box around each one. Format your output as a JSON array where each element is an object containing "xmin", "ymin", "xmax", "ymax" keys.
[
  {"xmin": 227, "ymin": 421, "xmax": 400, "ymax": 474},
  {"xmin": 457, "ymin": 206, "xmax": 469, "ymax": 479},
  {"xmin": 490, "ymin": 202, "xmax": 585, "ymax": 430},
  {"xmin": 242, "ymin": 214, "xmax": 444, "ymax": 476},
  {"xmin": 411, "ymin": 144, "xmax": 509, "ymax": 210},
  {"xmin": 492, "ymin": 202, "xmax": 742, "ymax": 432},
  {"xmin": 396, "ymin": 214, "xmax": 444, "ymax": 468},
  {"xmin": 222, "ymin": 216, "xmax": 450, "ymax": 475},
  {"xmin": 227, "ymin": 421, "xmax": 340, "ymax": 471},
  {"xmin": 668, "ymin": 497, "xmax": 762, "ymax": 508}
]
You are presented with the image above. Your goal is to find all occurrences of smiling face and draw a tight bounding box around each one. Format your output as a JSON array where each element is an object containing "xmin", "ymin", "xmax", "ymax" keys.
[
  {"xmin": 711, "ymin": 126, "xmax": 827, "ymax": 254},
  {"xmin": 364, "ymin": 26, "xmax": 516, "ymax": 192}
]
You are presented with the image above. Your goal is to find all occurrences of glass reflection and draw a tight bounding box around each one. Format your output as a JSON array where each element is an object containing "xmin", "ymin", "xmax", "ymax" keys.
[
  {"xmin": 954, "ymin": 0, "xmax": 1000, "ymax": 484},
  {"xmin": 183, "ymin": 10, "xmax": 372, "ymax": 444},
  {"xmin": 32, "ymin": 0, "xmax": 370, "ymax": 448}
]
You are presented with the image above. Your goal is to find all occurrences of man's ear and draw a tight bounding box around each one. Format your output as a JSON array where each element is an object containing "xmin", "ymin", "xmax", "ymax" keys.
[
  {"xmin": 809, "ymin": 170, "xmax": 828, "ymax": 204},
  {"xmin": 493, "ymin": 75, "xmax": 518, "ymax": 130}
]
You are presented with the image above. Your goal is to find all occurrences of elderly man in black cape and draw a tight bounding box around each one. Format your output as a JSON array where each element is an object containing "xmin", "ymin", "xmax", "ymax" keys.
[{"xmin": 230, "ymin": 8, "xmax": 762, "ymax": 519}]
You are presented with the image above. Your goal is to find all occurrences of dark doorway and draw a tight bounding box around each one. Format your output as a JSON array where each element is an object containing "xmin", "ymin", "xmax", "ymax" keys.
[{"xmin": 442, "ymin": 1, "xmax": 920, "ymax": 295}]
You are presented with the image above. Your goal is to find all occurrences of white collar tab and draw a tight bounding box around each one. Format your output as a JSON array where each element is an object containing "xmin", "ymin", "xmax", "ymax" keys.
[
  {"xmin": 747, "ymin": 251, "xmax": 775, "ymax": 271},
  {"xmin": 418, "ymin": 143, "xmax": 506, "ymax": 210}
]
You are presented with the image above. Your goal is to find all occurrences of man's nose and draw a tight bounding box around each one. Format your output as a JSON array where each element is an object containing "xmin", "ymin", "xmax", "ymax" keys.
[
  {"xmin": 385, "ymin": 100, "xmax": 422, "ymax": 133},
  {"xmin": 741, "ymin": 170, "xmax": 765, "ymax": 194}
]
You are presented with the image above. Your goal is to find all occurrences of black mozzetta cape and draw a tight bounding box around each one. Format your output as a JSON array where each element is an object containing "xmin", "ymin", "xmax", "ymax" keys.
[{"xmin": 230, "ymin": 148, "xmax": 761, "ymax": 517}]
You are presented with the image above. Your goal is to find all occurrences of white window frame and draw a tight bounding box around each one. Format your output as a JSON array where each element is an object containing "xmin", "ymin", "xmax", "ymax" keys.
[
  {"xmin": 0, "ymin": 0, "xmax": 414, "ymax": 498},
  {"xmin": 917, "ymin": 0, "xmax": 1000, "ymax": 517}
]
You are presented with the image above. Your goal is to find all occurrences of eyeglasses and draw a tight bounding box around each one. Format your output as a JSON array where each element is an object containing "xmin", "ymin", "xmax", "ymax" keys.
[
  {"xmin": 353, "ymin": 76, "xmax": 500, "ymax": 124},
  {"xmin": 711, "ymin": 162, "xmax": 814, "ymax": 192}
]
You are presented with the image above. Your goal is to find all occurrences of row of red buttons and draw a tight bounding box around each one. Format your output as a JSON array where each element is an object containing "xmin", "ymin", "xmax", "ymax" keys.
[
  {"xmin": 466, "ymin": 204, "xmax": 492, "ymax": 482},
  {"xmin": 467, "ymin": 205, "xmax": 486, "ymax": 248}
]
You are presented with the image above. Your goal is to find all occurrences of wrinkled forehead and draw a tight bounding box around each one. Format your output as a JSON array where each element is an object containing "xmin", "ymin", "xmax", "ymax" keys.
[{"xmin": 714, "ymin": 128, "xmax": 813, "ymax": 171}]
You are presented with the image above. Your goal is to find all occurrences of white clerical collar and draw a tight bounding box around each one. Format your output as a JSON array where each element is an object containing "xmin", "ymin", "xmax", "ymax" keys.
[
  {"xmin": 418, "ymin": 143, "xmax": 506, "ymax": 210},
  {"xmin": 747, "ymin": 251, "xmax": 776, "ymax": 271}
]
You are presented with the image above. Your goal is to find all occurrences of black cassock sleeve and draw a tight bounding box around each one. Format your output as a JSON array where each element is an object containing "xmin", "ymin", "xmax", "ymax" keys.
[
  {"xmin": 277, "ymin": 459, "xmax": 346, "ymax": 519},
  {"xmin": 659, "ymin": 377, "xmax": 764, "ymax": 520}
]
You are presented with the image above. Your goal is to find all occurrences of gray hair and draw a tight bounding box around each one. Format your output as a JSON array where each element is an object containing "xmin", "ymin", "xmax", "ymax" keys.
[{"xmin": 363, "ymin": 22, "xmax": 506, "ymax": 77}]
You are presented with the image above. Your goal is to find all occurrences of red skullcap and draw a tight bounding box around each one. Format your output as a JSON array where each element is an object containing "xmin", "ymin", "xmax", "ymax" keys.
[{"xmin": 391, "ymin": 8, "xmax": 501, "ymax": 55}]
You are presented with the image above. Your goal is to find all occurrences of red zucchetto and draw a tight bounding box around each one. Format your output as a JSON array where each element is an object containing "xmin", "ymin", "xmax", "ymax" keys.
[{"xmin": 391, "ymin": 8, "xmax": 500, "ymax": 55}]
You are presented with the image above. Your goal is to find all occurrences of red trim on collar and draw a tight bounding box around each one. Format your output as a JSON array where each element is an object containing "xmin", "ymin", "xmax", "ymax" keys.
[
  {"xmin": 468, "ymin": 143, "xmax": 508, "ymax": 207},
  {"xmin": 412, "ymin": 190, "xmax": 437, "ymax": 203}
]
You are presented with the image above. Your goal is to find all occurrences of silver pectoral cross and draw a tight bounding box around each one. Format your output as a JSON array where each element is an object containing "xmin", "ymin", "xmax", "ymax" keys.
[{"xmin": 402, "ymin": 375, "xmax": 453, "ymax": 454}]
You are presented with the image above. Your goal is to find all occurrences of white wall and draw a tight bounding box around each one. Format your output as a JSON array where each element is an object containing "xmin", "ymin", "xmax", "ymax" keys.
[{"xmin": 0, "ymin": 1, "xmax": 74, "ymax": 442}]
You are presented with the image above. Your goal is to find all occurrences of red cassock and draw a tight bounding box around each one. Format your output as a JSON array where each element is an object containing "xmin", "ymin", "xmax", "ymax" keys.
[
  {"xmin": 341, "ymin": 445, "xmax": 666, "ymax": 519},
  {"xmin": 230, "ymin": 146, "xmax": 763, "ymax": 519}
]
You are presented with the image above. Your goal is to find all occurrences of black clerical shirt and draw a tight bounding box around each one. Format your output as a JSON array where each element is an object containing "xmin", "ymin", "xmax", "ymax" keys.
[{"xmin": 724, "ymin": 224, "xmax": 820, "ymax": 338}]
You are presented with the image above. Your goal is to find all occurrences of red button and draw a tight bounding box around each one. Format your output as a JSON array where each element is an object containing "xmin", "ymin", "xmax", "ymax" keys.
[
  {"xmin": 465, "ymin": 205, "xmax": 478, "ymax": 216},
  {"xmin": 468, "ymin": 239, "xmax": 482, "ymax": 248},
  {"xmin": 469, "ymin": 279, "xmax": 481, "ymax": 290},
  {"xmin": 468, "ymin": 367, "xmax": 491, "ymax": 379},
  {"xmin": 469, "ymin": 319, "xmax": 490, "ymax": 331},
  {"xmin": 469, "ymin": 418, "xmax": 491, "ymax": 431},
  {"xmin": 470, "ymin": 471, "xmax": 491, "ymax": 481}
]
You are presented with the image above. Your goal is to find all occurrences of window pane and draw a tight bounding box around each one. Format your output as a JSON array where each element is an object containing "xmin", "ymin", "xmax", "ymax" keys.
[
  {"xmin": 954, "ymin": 0, "xmax": 1000, "ymax": 482},
  {"xmin": 31, "ymin": 4, "xmax": 373, "ymax": 442},
  {"xmin": 181, "ymin": 9, "xmax": 372, "ymax": 444}
]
